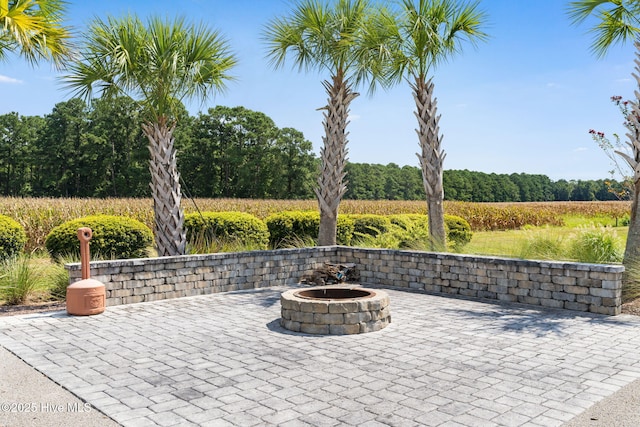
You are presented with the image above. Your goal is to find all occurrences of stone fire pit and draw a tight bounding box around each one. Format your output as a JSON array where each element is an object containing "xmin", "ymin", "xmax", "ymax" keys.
[{"xmin": 280, "ymin": 285, "xmax": 390, "ymax": 335}]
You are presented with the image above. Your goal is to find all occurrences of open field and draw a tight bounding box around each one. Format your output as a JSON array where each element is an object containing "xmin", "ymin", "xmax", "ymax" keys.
[
  {"xmin": 0, "ymin": 198, "xmax": 637, "ymax": 308},
  {"xmin": 0, "ymin": 197, "xmax": 632, "ymax": 252}
]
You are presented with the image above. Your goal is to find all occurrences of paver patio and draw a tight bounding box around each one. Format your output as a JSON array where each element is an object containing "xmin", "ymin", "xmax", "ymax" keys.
[{"xmin": 1, "ymin": 286, "xmax": 640, "ymax": 426}]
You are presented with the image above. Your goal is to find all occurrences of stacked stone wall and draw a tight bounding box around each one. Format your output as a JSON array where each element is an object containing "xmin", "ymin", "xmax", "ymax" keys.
[{"xmin": 67, "ymin": 246, "xmax": 624, "ymax": 315}]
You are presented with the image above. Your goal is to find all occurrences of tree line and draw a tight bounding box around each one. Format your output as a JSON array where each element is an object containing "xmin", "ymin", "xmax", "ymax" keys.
[
  {"xmin": 0, "ymin": 99, "xmax": 317, "ymax": 199},
  {"xmin": 346, "ymin": 163, "xmax": 627, "ymax": 202},
  {"xmin": 0, "ymin": 98, "xmax": 627, "ymax": 203}
]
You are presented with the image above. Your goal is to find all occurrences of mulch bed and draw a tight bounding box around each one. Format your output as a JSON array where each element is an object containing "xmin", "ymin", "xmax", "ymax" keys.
[{"xmin": 0, "ymin": 301, "xmax": 66, "ymax": 317}]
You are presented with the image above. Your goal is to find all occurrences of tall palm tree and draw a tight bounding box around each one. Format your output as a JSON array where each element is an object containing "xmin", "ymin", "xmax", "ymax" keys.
[
  {"xmin": 65, "ymin": 15, "xmax": 236, "ymax": 256},
  {"xmin": 386, "ymin": 0, "xmax": 487, "ymax": 250},
  {"xmin": 0, "ymin": 0, "xmax": 71, "ymax": 67},
  {"xmin": 264, "ymin": 0, "xmax": 392, "ymax": 246},
  {"xmin": 568, "ymin": 0, "xmax": 640, "ymax": 265}
]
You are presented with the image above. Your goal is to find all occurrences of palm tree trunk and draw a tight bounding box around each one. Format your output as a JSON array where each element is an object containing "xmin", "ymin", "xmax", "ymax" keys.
[
  {"xmin": 413, "ymin": 76, "xmax": 446, "ymax": 251},
  {"xmin": 621, "ymin": 42, "xmax": 640, "ymax": 266},
  {"xmin": 316, "ymin": 70, "xmax": 358, "ymax": 246},
  {"xmin": 143, "ymin": 117, "xmax": 186, "ymax": 256}
]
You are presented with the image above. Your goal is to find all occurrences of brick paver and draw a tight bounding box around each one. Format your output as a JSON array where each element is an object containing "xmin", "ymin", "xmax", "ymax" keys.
[{"xmin": 1, "ymin": 286, "xmax": 640, "ymax": 426}]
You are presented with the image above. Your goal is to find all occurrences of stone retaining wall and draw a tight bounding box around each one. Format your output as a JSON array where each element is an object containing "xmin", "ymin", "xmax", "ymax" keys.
[{"xmin": 67, "ymin": 246, "xmax": 624, "ymax": 315}]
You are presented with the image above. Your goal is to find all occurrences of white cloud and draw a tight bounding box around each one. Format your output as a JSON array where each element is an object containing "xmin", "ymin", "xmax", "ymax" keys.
[{"xmin": 0, "ymin": 75, "xmax": 23, "ymax": 84}]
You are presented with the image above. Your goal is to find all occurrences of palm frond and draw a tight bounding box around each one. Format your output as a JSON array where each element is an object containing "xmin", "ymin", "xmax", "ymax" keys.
[
  {"xmin": 0, "ymin": 0, "xmax": 72, "ymax": 67},
  {"xmin": 568, "ymin": 0, "xmax": 640, "ymax": 57},
  {"xmin": 63, "ymin": 13, "xmax": 236, "ymax": 122}
]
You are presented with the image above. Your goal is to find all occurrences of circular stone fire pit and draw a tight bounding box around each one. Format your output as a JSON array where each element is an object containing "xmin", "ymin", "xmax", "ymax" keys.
[{"xmin": 280, "ymin": 286, "xmax": 390, "ymax": 335}]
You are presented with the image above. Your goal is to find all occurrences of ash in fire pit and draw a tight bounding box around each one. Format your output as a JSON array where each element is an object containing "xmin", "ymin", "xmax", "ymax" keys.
[{"xmin": 280, "ymin": 286, "xmax": 390, "ymax": 335}]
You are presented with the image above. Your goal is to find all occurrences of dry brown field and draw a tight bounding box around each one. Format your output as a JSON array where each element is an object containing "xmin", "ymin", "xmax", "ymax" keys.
[{"xmin": 0, "ymin": 197, "xmax": 631, "ymax": 252}]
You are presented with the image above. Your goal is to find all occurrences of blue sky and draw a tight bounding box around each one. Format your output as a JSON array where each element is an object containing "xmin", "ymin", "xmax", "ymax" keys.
[{"xmin": 0, "ymin": 0, "xmax": 636, "ymax": 181}]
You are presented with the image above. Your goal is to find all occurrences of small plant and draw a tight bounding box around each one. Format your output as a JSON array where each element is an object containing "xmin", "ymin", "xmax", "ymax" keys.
[
  {"xmin": 568, "ymin": 226, "xmax": 623, "ymax": 264},
  {"xmin": 0, "ymin": 214, "xmax": 27, "ymax": 261},
  {"xmin": 0, "ymin": 254, "xmax": 46, "ymax": 305},
  {"xmin": 445, "ymin": 215, "xmax": 473, "ymax": 251},
  {"xmin": 519, "ymin": 231, "xmax": 564, "ymax": 260},
  {"xmin": 622, "ymin": 258, "xmax": 640, "ymax": 303},
  {"xmin": 47, "ymin": 257, "xmax": 72, "ymax": 300},
  {"xmin": 344, "ymin": 214, "xmax": 392, "ymax": 237}
]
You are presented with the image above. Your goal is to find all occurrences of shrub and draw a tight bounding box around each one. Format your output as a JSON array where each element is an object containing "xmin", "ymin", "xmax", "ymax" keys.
[
  {"xmin": 0, "ymin": 214, "xmax": 27, "ymax": 260},
  {"xmin": 185, "ymin": 212, "xmax": 269, "ymax": 251},
  {"xmin": 45, "ymin": 215, "xmax": 153, "ymax": 259},
  {"xmin": 387, "ymin": 214, "xmax": 431, "ymax": 249},
  {"xmin": 265, "ymin": 211, "xmax": 354, "ymax": 248},
  {"xmin": 519, "ymin": 232, "xmax": 564, "ymax": 260},
  {"xmin": 622, "ymin": 259, "xmax": 640, "ymax": 302},
  {"xmin": 568, "ymin": 226, "xmax": 622, "ymax": 264},
  {"xmin": 445, "ymin": 215, "xmax": 473, "ymax": 251},
  {"xmin": 0, "ymin": 255, "xmax": 46, "ymax": 305},
  {"xmin": 344, "ymin": 214, "xmax": 392, "ymax": 237}
]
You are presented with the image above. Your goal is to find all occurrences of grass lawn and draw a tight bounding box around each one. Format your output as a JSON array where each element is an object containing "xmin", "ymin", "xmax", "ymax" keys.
[{"xmin": 465, "ymin": 223, "xmax": 628, "ymax": 261}]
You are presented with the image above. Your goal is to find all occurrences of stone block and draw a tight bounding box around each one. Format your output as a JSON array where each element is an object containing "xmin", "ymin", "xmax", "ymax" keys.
[
  {"xmin": 280, "ymin": 297, "xmax": 300, "ymax": 311},
  {"xmin": 281, "ymin": 319, "xmax": 301, "ymax": 332},
  {"xmin": 563, "ymin": 285, "xmax": 590, "ymax": 295},
  {"xmin": 602, "ymin": 297, "xmax": 621, "ymax": 307},
  {"xmin": 590, "ymin": 288, "xmax": 616, "ymax": 298},
  {"xmin": 508, "ymin": 272, "xmax": 529, "ymax": 281},
  {"xmin": 328, "ymin": 302, "xmax": 361, "ymax": 314},
  {"xmin": 602, "ymin": 280, "xmax": 622, "ymax": 290},
  {"xmin": 133, "ymin": 286, "xmax": 154, "ymax": 296},
  {"xmin": 552, "ymin": 275, "xmax": 576, "ymax": 286},
  {"xmin": 518, "ymin": 296, "xmax": 540, "ymax": 306},
  {"xmin": 123, "ymin": 295, "xmax": 144, "ymax": 304},
  {"xmin": 291, "ymin": 311, "xmax": 315, "ymax": 323},
  {"xmin": 552, "ymin": 291, "xmax": 575, "ymax": 302},
  {"xmin": 531, "ymin": 289, "xmax": 552, "ymax": 299},
  {"xmin": 564, "ymin": 301, "xmax": 589, "ymax": 312},
  {"xmin": 133, "ymin": 271, "xmax": 156, "ymax": 280},
  {"xmin": 329, "ymin": 324, "xmax": 360, "ymax": 335},
  {"xmin": 314, "ymin": 313, "xmax": 345, "ymax": 325},
  {"xmin": 300, "ymin": 323, "xmax": 329, "ymax": 334},
  {"xmin": 577, "ymin": 294, "xmax": 601, "ymax": 305},
  {"xmin": 371, "ymin": 306, "xmax": 391, "ymax": 321},
  {"xmin": 540, "ymin": 298, "xmax": 564, "ymax": 309}
]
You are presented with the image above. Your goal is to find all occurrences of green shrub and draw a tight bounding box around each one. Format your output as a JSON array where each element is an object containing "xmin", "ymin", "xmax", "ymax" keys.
[
  {"xmin": 344, "ymin": 214, "xmax": 392, "ymax": 237},
  {"xmin": 386, "ymin": 214, "xmax": 431, "ymax": 249},
  {"xmin": 185, "ymin": 212, "xmax": 269, "ymax": 251},
  {"xmin": 45, "ymin": 215, "xmax": 153, "ymax": 259},
  {"xmin": 622, "ymin": 258, "xmax": 640, "ymax": 302},
  {"xmin": 445, "ymin": 214, "xmax": 473, "ymax": 251},
  {"xmin": 568, "ymin": 226, "xmax": 622, "ymax": 264},
  {"xmin": 519, "ymin": 232, "xmax": 564, "ymax": 260},
  {"xmin": 265, "ymin": 211, "xmax": 354, "ymax": 248},
  {"xmin": 0, "ymin": 254, "xmax": 46, "ymax": 305},
  {"xmin": 0, "ymin": 214, "xmax": 27, "ymax": 260},
  {"xmin": 389, "ymin": 214, "xmax": 429, "ymax": 230}
]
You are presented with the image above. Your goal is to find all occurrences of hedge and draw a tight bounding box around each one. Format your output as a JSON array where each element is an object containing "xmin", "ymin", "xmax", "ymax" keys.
[
  {"xmin": 45, "ymin": 215, "xmax": 153, "ymax": 259},
  {"xmin": 184, "ymin": 212, "xmax": 269, "ymax": 250},
  {"xmin": 0, "ymin": 214, "xmax": 27, "ymax": 260}
]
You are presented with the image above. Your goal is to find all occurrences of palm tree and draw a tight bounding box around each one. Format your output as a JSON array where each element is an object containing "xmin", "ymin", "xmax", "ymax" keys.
[
  {"xmin": 264, "ymin": 0, "xmax": 392, "ymax": 246},
  {"xmin": 568, "ymin": 0, "xmax": 640, "ymax": 265},
  {"xmin": 385, "ymin": 0, "xmax": 487, "ymax": 250},
  {"xmin": 0, "ymin": 0, "xmax": 71, "ymax": 67},
  {"xmin": 65, "ymin": 15, "xmax": 236, "ymax": 256}
]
